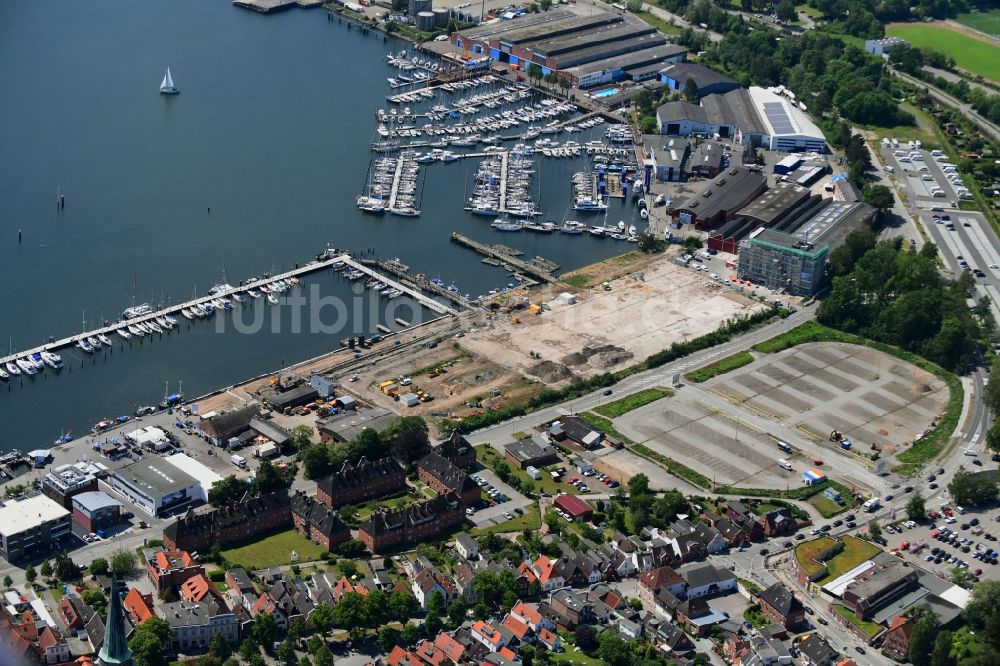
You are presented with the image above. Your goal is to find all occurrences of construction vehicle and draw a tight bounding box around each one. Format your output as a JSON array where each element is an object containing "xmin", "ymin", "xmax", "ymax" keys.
[{"xmin": 830, "ymin": 430, "xmax": 843, "ymax": 442}]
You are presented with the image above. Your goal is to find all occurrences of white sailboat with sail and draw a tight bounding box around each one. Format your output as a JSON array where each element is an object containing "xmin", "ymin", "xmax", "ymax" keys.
[{"xmin": 160, "ymin": 67, "xmax": 179, "ymax": 95}]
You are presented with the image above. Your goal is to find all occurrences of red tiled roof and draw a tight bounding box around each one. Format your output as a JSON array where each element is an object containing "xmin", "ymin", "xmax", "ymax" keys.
[
  {"xmin": 500, "ymin": 615, "xmax": 530, "ymax": 639},
  {"xmin": 434, "ymin": 632, "xmax": 466, "ymax": 661},
  {"xmin": 123, "ymin": 588, "xmax": 155, "ymax": 624}
]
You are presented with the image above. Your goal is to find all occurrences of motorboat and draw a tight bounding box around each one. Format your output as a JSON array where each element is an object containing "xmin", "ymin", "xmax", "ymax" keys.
[
  {"xmin": 122, "ymin": 303, "xmax": 153, "ymax": 320},
  {"xmin": 128, "ymin": 324, "xmax": 144, "ymax": 337},
  {"xmin": 28, "ymin": 354, "xmax": 45, "ymax": 371},
  {"xmin": 4, "ymin": 361, "xmax": 20, "ymax": 376},
  {"xmin": 16, "ymin": 358, "xmax": 37, "ymax": 375},
  {"xmin": 117, "ymin": 328, "xmax": 132, "ymax": 340},
  {"xmin": 41, "ymin": 351, "xmax": 63, "ymax": 370},
  {"xmin": 560, "ymin": 221, "xmax": 586, "ymax": 234},
  {"xmin": 247, "ymin": 289, "xmax": 262, "ymax": 299},
  {"xmin": 88, "ymin": 336, "xmax": 102, "ymax": 349},
  {"xmin": 267, "ymin": 293, "xmax": 280, "ymax": 304},
  {"xmin": 231, "ymin": 293, "xmax": 245, "ymax": 304},
  {"xmin": 77, "ymin": 338, "xmax": 94, "ymax": 353}
]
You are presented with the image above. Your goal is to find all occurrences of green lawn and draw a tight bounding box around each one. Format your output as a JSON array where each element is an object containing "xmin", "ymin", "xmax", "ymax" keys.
[
  {"xmin": 221, "ymin": 529, "xmax": 328, "ymax": 570},
  {"xmin": 470, "ymin": 503, "xmax": 541, "ymax": 536},
  {"xmin": 887, "ymin": 23, "xmax": 1000, "ymax": 82},
  {"xmin": 593, "ymin": 388, "xmax": 672, "ymax": 418},
  {"xmin": 808, "ymin": 493, "xmax": 848, "ymax": 518},
  {"xmin": 686, "ymin": 351, "xmax": 755, "ymax": 383},
  {"xmin": 821, "ymin": 536, "xmax": 881, "ymax": 583},
  {"xmin": 955, "ymin": 9, "xmax": 1000, "ymax": 39},
  {"xmin": 796, "ymin": 4, "xmax": 823, "ymax": 18},
  {"xmin": 861, "ymin": 121, "xmax": 939, "ymax": 150},
  {"xmin": 832, "ymin": 603, "xmax": 885, "ymax": 638},
  {"xmin": 631, "ymin": 10, "xmax": 682, "ymax": 35},
  {"xmin": 551, "ymin": 648, "xmax": 605, "ymax": 666}
]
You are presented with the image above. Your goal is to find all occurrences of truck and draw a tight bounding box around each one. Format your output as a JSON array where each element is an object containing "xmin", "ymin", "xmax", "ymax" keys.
[
  {"xmin": 863, "ymin": 497, "xmax": 881, "ymax": 512},
  {"xmin": 230, "ymin": 454, "xmax": 247, "ymax": 469},
  {"xmin": 777, "ymin": 459, "xmax": 793, "ymax": 471},
  {"xmin": 777, "ymin": 441, "xmax": 793, "ymax": 454}
]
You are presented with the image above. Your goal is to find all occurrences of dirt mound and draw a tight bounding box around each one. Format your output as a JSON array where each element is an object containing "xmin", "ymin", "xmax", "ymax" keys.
[
  {"xmin": 527, "ymin": 360, "xmax": 575, "ymax": 383},
  {"xmin": 581, "ymin": 344, "xmax": 621, "ymax": 358},
  {"xmin": 561, "ymin": 352, "xmax": 589, "ymax": 366},
  {"xmin": 590, "ymin": 349, "xmax": 635, "ymax": 368}
]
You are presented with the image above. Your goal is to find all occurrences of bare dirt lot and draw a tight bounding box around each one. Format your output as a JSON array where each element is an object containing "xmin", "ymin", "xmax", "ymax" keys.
[{"xmin": 460, "ymin": 255, "xmax": 763, "ymax": 383}]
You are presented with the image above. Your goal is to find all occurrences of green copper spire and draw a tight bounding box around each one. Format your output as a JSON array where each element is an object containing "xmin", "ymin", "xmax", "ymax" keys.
[{"xmin": 98, "ymin": 575, "xmax": 133, "ymax": 666}]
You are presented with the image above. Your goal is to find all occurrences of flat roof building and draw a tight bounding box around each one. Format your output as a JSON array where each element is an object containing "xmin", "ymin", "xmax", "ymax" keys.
[
  {"xmin": 42, "ymin": 461, "xmax": 107, "ymax": 509},
  {"xmin": 316, "ymin": 407, "xmax": 397, "ymax": 443},
  {"xmin": 72, "ymin": 491, "xmax": 122, "ymax": 534},
  {"xmin": 671, "ymin": 167, "xmax": 768, "ymax": 230},
  {"xmin": 0, "ymin": 495, "xmax": 72, "ymax": 562},
  {"xmin": 737, "ymin": 229, "xmax": 829, "ymax": 296},
  {"xmin": 564, "ymin": 43, "xmax": 687, "ymax": 88},
  {"xmin": 658, "ymin": 63, "xmax": 740, "ymax": 98},
  {"xmin": 504, "ymin": 438, "xmax": 560, "ymax": 470},
  {"xmin": 747, "ymin": 87, "xmax": 826, "ymax": 152},
  {"xmin": 107, "ymin": 458, "xmax": 204, "ymax": 518},
  {"xmin": 734, "ymin": 181, "xmax": 811, "ymax": 227}
]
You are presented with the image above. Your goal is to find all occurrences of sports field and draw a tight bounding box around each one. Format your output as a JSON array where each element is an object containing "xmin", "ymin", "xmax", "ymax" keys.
[
  {"xmin": 887, "ymin": 23, "xmax": 1000, "ymax": 83},
  {"xmin": 956, "ymin": 10, "xmax": 1000, "ymax": 38}
]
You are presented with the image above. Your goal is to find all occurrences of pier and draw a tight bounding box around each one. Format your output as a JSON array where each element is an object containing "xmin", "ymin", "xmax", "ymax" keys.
[
  {"xmin": 498, "ymin": 151, "xmax": 508, "ymax": 213},
  {"xmin": 450, "ymin": 233, "xmax": 558, "ymax": 283},
  {"xmin": 359, "ymin": 258, "xmax": 473, "ymax": 309},
  {"xmin": 386, "ymin": 157, "xmax": 405, "ymax": 211},
  {"xmin": 0, "ymin": 251, "xmax": 456, "ymax": 368}
]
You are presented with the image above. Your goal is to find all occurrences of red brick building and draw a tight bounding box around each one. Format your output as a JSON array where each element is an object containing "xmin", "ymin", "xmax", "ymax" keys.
[
  {"xmin": 145, "ymin": 549, "xmax": 205, "ymax": 594},
  {"xmin": 290, "ymin": 491, "xmax": 351, "ymax": 551},
  {"xmin": 882, "ymin": 616, "xmax": 914, "ymax": 661},
  {"xmin": 359, "ymin": 492, "xmax": 465, "ymax": 552},
  {"xmin": 756, "ymin": 582, "xmax": 805, "ymax": 630},
  {"xmin": 316, "ymin": 457, "xmax": 406, "ymax": 509},
  {"xmin": 162, "ymin": 490, "xmax": 293, "ymax": 551},
  {"xmin": 416, "ymin": 453, "xmax": 480, "ymax": 507},
  {"xmin": 436, "ymin": 431, "xmax": 477, "ymax": 470}
]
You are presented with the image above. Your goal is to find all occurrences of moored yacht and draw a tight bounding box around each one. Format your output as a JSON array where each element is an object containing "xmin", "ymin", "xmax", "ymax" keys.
[{"xmin": 41, "ymin": 351, "xmax": 63, "ymax": 370}]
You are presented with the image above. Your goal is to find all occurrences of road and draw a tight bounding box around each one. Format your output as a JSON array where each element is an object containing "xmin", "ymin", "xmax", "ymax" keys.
[
  {"xmin": 638, "ymin": 2, "xmax": 724, "ymax": 43},
  {"xmin": 891, "ymin": 68, "xmax": 1000, "ymax": 145}
]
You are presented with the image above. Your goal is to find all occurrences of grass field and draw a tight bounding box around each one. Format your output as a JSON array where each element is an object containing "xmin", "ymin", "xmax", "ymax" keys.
[
  {"xmin": 686, "ymin": 351, "xmax": 755, "ymax": 383},
  {"xmin": 956, "ymin": 10, "xmax": 1000, "ymax": 38},
  {"xmin": 476, "ymin": 444, "xmax": 580, "ymax": 495},
  {"xmin": 631, "ymin": 10, "xmax": 682, "ymax": 35},
  {"xmin": 808, "ymin": 492, "xmax": 848, "ymax": 518},
  {"xmin": 832, "ymin": 603, "xmax": 885, "ymax": 638},
  {"xmin": 821, "ymin": 536, "xmax": 882, "ymax": 582},
  {"xmin": 593, "ymin": 388, "xmax": 672, "ymax": 418},
  {"xmin": 221, "ymin": 529, "xmax": 328, "ymax": 570},
  {"xmin": 887, "ymin": 23, "xmax": 1000, "ymax": 82}
]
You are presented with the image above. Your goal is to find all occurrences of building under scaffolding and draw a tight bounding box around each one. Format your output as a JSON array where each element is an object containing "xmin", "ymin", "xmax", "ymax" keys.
[{"xmin": 737, "ymin": 229, "xmax": 828, "ymax": 296}]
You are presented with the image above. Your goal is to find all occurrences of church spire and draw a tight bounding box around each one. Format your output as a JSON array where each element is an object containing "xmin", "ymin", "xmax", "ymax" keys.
[{"xmin": 97, "ymin": 575, "xmax": 133, "ymax": 666}]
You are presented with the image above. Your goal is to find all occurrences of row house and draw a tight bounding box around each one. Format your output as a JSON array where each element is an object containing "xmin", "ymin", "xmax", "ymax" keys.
[
  {"xmin": 159, "ymin": 601, "xmax": 239, "ymax": 651},
  {"xmin": 123, "ymin": 588, "xmax": 156, "ymax": 626},
  {"xmin": 882, "ymin": 615, "xmax": 915, "ymax": 661},
  {"xmin": 530, "ymin": 556, "xmax": 565, "ymax": 591},
  {"xmin": 453, "ymin": 562, "xmax": 480, "ymax": 605},
  {"xmin": 682, "ymin": 563, "xmax": 737, "ymax": 599},
  {"xmin": 470, "ymin": 621, "xmax": 512, "ymax": 652},
  {"xmin": 145, "ymin": 548, "xmax": 205, "ymax": 594},
  {"xmin": 162, "ymin": 490, "xmax": 293, "ymax": 551},
  {"xmin": 510, "ymin": 601, "xmax": 555, "ymax": 634},
  {"xmin": 638, "ymin": 566, "xmax": 687, "ymax": 607},
  {"xmin": 416, "ymin": 453, "xmax": 481, "ymax": 507},
  {"xmin": 547, "ymin": 589, "xmax": 595, "ymax": 629},
  {"xmin": 290, "ymin": 491, "xmax": 351, "ymax": 551},
  {"xmin": 359, "ymin": 492, "xmax": 465, "ymax": 552},
  {"xmin": 225, "ymin": 569, "xmax": 257, "ymax": 611},
  {"xmin": 316, "ymin": 457, "xmax": 406, "ymax": 509}
]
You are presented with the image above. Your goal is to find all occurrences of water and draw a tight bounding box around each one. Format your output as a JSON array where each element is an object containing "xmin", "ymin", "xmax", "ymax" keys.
[{"xmin": 0, "ymin": 0, "xmax": 642, "ymax": 450}]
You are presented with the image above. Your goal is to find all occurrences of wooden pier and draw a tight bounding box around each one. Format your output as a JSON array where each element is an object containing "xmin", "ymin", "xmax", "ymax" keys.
[
  {"xmin": 450, "ymin": 233, "xmax": 557, "ymax": 283},
  {"xmin": 0, "ymin": 251, "xmax": 456, "ymax": 367}
]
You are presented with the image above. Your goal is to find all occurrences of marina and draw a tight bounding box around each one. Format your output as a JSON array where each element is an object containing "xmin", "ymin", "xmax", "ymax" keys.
[{"xmin": 450, "ymin": 232, "xmax": 559, "ymax": 283}]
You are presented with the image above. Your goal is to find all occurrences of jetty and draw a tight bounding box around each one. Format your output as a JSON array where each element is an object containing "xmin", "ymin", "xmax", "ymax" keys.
[
  {"xmin": 360, "ymin": 258, "xmax": 473, "ymax": 309},
  {"xmin": 0, "ymin": 251, "xmax": 456, "ymax": 368},
  {"xmin": 450, "ymin": 233, "xmax": 558, "ymax": 283}
]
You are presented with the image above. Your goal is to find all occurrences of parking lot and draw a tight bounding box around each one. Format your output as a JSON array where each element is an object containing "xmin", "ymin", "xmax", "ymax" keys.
[
  {"xmin": 615, "ymin": 342, "xmax": 949, "ymax": 493},
  {"xmin": 466, "ymin": 468, "xmax": 533, "ymax": 527},
  {"xmin": 886, "ymin": 502, "xmax": 1000, "ymax": 583},
  {"xmin": 879, "ymin": 141, "xmax": 972, "ymax": 206}
]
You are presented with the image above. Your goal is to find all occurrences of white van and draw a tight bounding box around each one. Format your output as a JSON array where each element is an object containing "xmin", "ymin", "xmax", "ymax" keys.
[
  {"xmin": 930, "ymin": 149, "xmax": 944, "ymax": 156},
  {"xmin": 777, "ymin": 459, "xmax": 793, "ymax": 471},
  {"xmin": 883, "ymin": 165, "xmax": 895, "ymax": 173},
  {"xmin": 863, "ymin": 497, "xmax": 881, "ymax": 512},
  {"xmin": 922, "ymin": 174, "xmax": 934, "ymax": 181},
  {"xmin": 709, "ymin": 272, "xmax": 719, "ymax": 281}
]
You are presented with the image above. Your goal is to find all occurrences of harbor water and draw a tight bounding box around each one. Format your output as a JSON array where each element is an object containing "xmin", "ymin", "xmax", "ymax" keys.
[{"xmin": 0, "ymin": 0, "xmax": 642, "ymax": 450}]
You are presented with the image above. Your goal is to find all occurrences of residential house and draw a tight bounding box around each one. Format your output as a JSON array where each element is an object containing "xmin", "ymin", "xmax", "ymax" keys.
[
  {"xmin": 387, "ymin": 645, "xmax": 425, "ymax": 666},
  {"xmin": 316, "ymin": 457, "xmax": 406, "ymax": 509},
  {"xmin": 433, "ymin": 631, "xmax": 470, "ymax": 663},
  {"xmin": 359, "ymin": 492, "xmax": 465, "ymax": 552},
  {"xmin": 453, "ymin": 562, "xmax": 481, "ymax": 604},
  {"xmin": 548, "ymin": 589, "xmax": 594, "ymax": 628},
  {"xmin": 639, "ymin": 566, "xmax": 687, "ymax": 607},
  {"xmin": 436, "ymin": 431, "xmax": 477, "ymax": 470},
  {"xmin": 682, "ymin": 563, "xmax": 736, "ymax": 599},
  {"xmin": 57, "ymin": 596, "xmax": 96, "ymax": 633},
  {"xmin": 158, "ymin": 601, "xmax": 239, "ymax": 650},
  {"xmin": 123, "ymin": 588, "xmax": 156, "ymax": 626},
  {"xmin": 656, "ymin": 592, "xmax": 728, "ymax": 636},
  {"xmin": 290, "ymin": 491, "xmax": 351, "ymax": 551},
  {"xmin": 882, "ymin": 615, "xmax": 915, "ymax": 661},
  {"xmin": 145, "ymin": 548, "xmax": 205, "ymax": 594},
  {"xmin": 649, "ymin": 619, "xmax": 694, "ymax": 656},
  {"xmin": 250, "ymin": 593, "xmax": 288, "ymax": 632},
  {"xmin": 531, "ymin": 556, "xmax": 565, "ymax": 592},
  {"xmin": 470, "ymin": 621, "xmax": 510, "ymax": 652},
  {"xmin": 37, "ymin": 627, "xmax": 70, "ymax": 665},
  {"xmin": 537, "ymin": 628, "xmax": 561, "ymax": 652},
  {"xmin": 455, "ymin": 534, "xmax": 479, "ymax": 561},
  {"xmin": 510, "ymin": 602, "xmax": 554, "ymax": 634},
  {"xmin": 798, "ymin": 634, "xmax": 839, "ymax": 666},
  {"xmin": 499, "ymin": 614, "xmax": 533, "ymax": 644},
  {"xmin": 412, "ymin": 569, "xmax": 451, "ymax": 610},
  {"xmin": 759, "ymin": 509, "xmax": 795, "ymax": 537},
  {"xmin": 756, "ymin": 583, "xmax": 805, "ymax": 630},
  {"xmin": 225, "ymin": 569, "xmax": 257, "ymax": 610}
]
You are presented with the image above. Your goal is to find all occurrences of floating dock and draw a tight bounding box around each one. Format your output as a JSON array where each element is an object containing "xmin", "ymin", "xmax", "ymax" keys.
[
  {"xmin": 232, "ymin": 0, "xmax": 297, "ymax": 12},
  {"xmin": 360, "ymin": 258, "xmax": 473, "ymax": 309},
  {"xmin": 0, "ymin": 252, "xmax": 456, "ymax": 368},
  {"xmin": 450, "ymin": 233, "xmax": 557, "ymax": 283}
]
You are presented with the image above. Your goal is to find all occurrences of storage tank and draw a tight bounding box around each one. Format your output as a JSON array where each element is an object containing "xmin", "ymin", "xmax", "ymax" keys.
[
  {"xmin": 432, "ymin": 7, "xmax": 449, "ymax": 27},
  {"xmin": 416, "ymin": 10, "xmax": 435, "ymax": 30},
  {"xmin": 409, "ymin": 0, "xmax": 430, "ymax": 15}
]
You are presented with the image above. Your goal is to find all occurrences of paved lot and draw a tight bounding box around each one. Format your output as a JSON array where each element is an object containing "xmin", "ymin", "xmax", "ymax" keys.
[
  {"xmin": 886, "ymin": 503, "xmax": 1000, "ymax": 582},
  {"xmin": 466, "ymin": 468, "xmax": 532, "ymax": 527},
  {"xmin": 614, "ymin": 342, "xmax": 949, "ymax": 493}
]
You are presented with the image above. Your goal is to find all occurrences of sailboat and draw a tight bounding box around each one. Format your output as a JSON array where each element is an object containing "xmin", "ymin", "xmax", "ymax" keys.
[{"xmin": 160, "ymin": 67, "xmax": 179, "ymax": 95}]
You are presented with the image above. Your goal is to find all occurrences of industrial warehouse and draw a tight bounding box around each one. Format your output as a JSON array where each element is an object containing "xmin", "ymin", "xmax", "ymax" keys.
[{"xmin": 452, "ymin": 8, "xmax": 687, "ymax": 88}]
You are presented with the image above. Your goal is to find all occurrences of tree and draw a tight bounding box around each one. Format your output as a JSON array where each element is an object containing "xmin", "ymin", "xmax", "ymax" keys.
[
  {"xmin": 388, "ymin": 590, "xmax": 417, "ymax": 619},
  {"xmin": 597, "ymin": 631, "xmax": 631, "ymax": 666},
  {"xmin": 111, "ymin": 549, "xmax": 137, "ymax": 577},
  {"xmin": 574, "ymin": 625, "xmax": 598, "ymax": 651},
  {"xmin": 628, "ymin": 473, "xmax": 650, "ymax": 497},
  {"xmin": 931, "ymin": 629, "xmax": 954, "ymax": 666},
  {"xmin": 297, "ymin": 658, "xmax": 311, "ymax": 666},
  {"xmin": 447, "ymin": 598, "xmax": 467, "ymax": 628},
  {"xmin": 306, "ymin": 635, "xmax": 325, "ymax": 655},
  {"xmin": 526, "ymin": 63, "xmax": 543, "ymax": 86},
  {"xmin": 24, "ymin": 565, "xmax": 36, "ymax": 583},
  {"xmin": 775, "ymin": 0, "xmax": 796, "ymax": 22},
  {"xmin": 964, "ymin": 580, "xmax": 1000, "ymax": 629},
  {"xmin": 53, "ymin": 553, "xmax": 80, "ymax": 581},
  {"xmin": 300, "ymin": 443, "xmax": 333, "ymax": 480},
  {"xmin": 863, "ymin": 184, "xmax": 894, "ymax": 211},
  {"xmin": 424, "ymin": 612, "xmax": 443, "ymax": 638},
  {"xmin": 309, "ymin": 604, "xmax": 336, "ymax": 633},
  {"xmin": 210, "ymin": 633, "xmax": 232, "ymax": 661},
  {"xmin": 129, "ymin": 617, "xmax": 172, "ymax": 666},
  {"xmin": 868, "ymin": 519, "xmax": 882, "ymax": 541},
  {"xmin": 907, "ymin": 492, "xmax": 927, "ymax": 522},
  {"xmin": 2, "ymin": 576, "xmax": 11, "ymax": 588},
  {"xmin": 253, "ymin": 459, "xmax": 292, "ymax": 494},
  {"xmin": 313, "ymin": 647, "xmax": 333, "ymax": 666},
  {"xmin": 90, "ymin": 558, "xmax": 109, "ymax": 576},
  {"xmin": 210, "ymin": 475, "xmax": 248, "ymax": 506},
  {"xmin": 909, "ymin": 609, "xmax": 939, "ymax": 666},
  {"xmin": 473, "ymin": 602, "xmax": 490, "ymax": 621},
  {"xmin": 390, "ymin": 0, "xmax": 407, "ymax": 10},
  {"xmin": 332, "ymin": 592, "xmax": 369, "ymax": 628},
  {"xmin": 987, "ymin": 419, "xmax": 1000, "ymax": 455},
  {"xmin": 276, "ymin": 640, "xmax": 296, "ymax": 666},
  {"xmin": 40, "ymin": 561, "xmax": 52, "ymax": 578},
  {"xmin": 377, "ymin": 626, "xmax": 401, "ymax": 653},
  {"xmin": 950, "ymin": 567, "xmax": 974, "ymax": 588},
  {"xmin": 253, "ymin": 611, "xmax": 279, "ymax": 647},
  {"xmin": 683, "ymin": 77, "xmax": 699, "ymax": 101},
  {"xmin": 82, "ymin": 588, "xmax": 107, "ymax": 616},
  {"xmin": 544, "ymin": 508, "xmax": 562, "ymax": 533},
  {"xmin": 240, "ymin": 639, "xmax": 260, "ymax": 662},
  {"xmin": 540, "ymin": 0, "xmax": 552, "ymax": 9},
  {"xmin": 949, "ymin": 470, "xmax": 999, "ymax": 506},
  {"xmin": 338, "ymin": 539, "xmax": 367, "ymax": 558},
  {"xmin": 401, "ymin": 624, "xmax": 420, "ymax": 647},
  {"xmin": 381, "ymin": 416, "xmax": 431, "ymax": 465}
]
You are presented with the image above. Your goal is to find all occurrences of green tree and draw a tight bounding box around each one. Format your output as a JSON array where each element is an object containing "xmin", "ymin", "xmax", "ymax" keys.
[
  {"xmin": 558, "ymin": 77, "xmax": 571, "ymax": 97},
  {"xmin": 931, "ymin": 629, "xmax": 954, "ymax": 666},
  {"xmin": 447, "ymin": 598, "xmax": 467, "ymax": 628},
  {"xmin": 639, "ymin": 116, "xmax": 659, "ymax": 134},
  {"xmin": 53, "ymin": 553, "xmax": 80, "ymax": 581},
  {"xmin": 300, "ymin": 443, "xmax": 333, "ymax": 480},
  {"xmin": 388, "ymin": 590, "xmax": 417, "ymax": 619},
  {"xmin": 253, "ymin": 612, "xmax": 279, "ymax": 647},
  {"xmin": 2, "ymin": 576, "xmax": 11, "ymax": 588},
  {"xmin": 40, "ymin": 561, "xmax": 52, "ymax": 578},
  {"xmin": 401, "ymin": 624, "xmax": 420, "ymax": 647},
  {"xmin": 306, "ymin": 636, "xmax": 325, "ymax": 655},
  {"xmin": 775, "ymin": 0, "xmax": 796, "ymax": 21},
  {"xmin": 526, "ymin": 63, "xmax": 543, "ymax": 85},
  {"xmin": 297, "ymin": 658, "xmax": 311, "ymax": 666},
  {"xmin": 987, "ymin": 419, "xmax": 1000, "ymax": 455},
  {"xmin": 597, "ymin": 631, "xmax": 631, "ymax": 666},
  {"xmin": 24, "ymin": 565, "xmax": 36, "ymax": 583},
  {"xmin": 276, "ymin": 640, "xmax": 295, "ymax": 666},
  {"xmin": 210, "ymin": 633, "xmax": 232, "ymax": 661},
  {"xmin": 863, "ymin": 184, "xmax": 894, "ymax": 211},
  {"xmin": 253, "ymin": 459, "xmax": 292, "ymax": 494},
  {"xmin": 210, "ymin": 475, "xmax": 248, "ymax": 506},
  {"xmin": 82, "ymin": 588, "xmax": 107, "ymax": 616},
  {"xmin": 473, "ymin": 602, "xmax": 490, "ymax": 620},
  {"xmin": 949, "ymin": 470, "xmax": 998, "ymax": 506},
  {"xmin": 427, "ymin": 590, "xmax": 445, "ymax": 617},
  {"xmin": 544, "ymin": 508, "xmax": 562, "ymax": 533},
  {"xmin": 628, "ymin": 473, "xmax": 650, "ymax": 497},
  {"xmin": 540, "ymin": 0, "xmax": 552, "ymax": 9},
  {"xmin": 310, "ymin": 604, "xmax": 335, "ymax": 633},
  {"xmin": 909, "ymin": 609, "xmax": 940, "ymax": 666},
  {"xmin": 951, "ymin": 567, "xmax": 974, "ymax": 587},
  {"xmin": 575, "ymin": 625, "xmax": 597, "ymax": 651},
  {"xmin": 381, "ymin": 416, "xmax": 431, "ymax": 464},
  {"xmin": 332, "ymin": 592, "xmax": 370, "ymax": 628},
  {"xmin": 907, "ymin": 492, "xmax": 926, "ymax": 521},
  {"xmin": 377, "ymin": 626, "xmax": 401, "ymax": 653},
  {"xmin": 90, "ymin": 558, "xmax": 109, "ymax": 576},
  {"xmin": 111, "ymin": 549, "xmax": 137, "ymax": 577},
  {"xmin": 868, "ymin": 519, "xmax": 882, "ymax": 540},
  {"xmin": 240, "ymin": 638, "xmax": 260, "ymax": 662},
  {"xmin": 964, "ymin": 580, "xmax": 1000, "ymax": 629},
  {"xmin": 313, "ymin": 647, "xmax": 333, "ymax": 666},
  {"xmin": 390, "ymin": 0, "xmax": 407, "ymax": 10},
  {"xmin": 129, "ymin": 617, "xmax": 172, "ymax": 666},
  {"xmin": 683, "ymin": 77, "xmax": 698, "ymax": 101},
  {"xmin": 424, "ymin": 612, "xmax": 443, "ymax": 638}
]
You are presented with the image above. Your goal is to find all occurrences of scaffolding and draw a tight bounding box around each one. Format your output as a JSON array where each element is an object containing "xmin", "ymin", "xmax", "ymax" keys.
[{"xmin": 737, "ymin": 228, "xmax": 828, "ymax": 296}]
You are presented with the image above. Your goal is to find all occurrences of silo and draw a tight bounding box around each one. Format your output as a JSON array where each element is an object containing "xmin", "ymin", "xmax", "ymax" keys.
[
  {"xmin": 416, "ymin": 10, "xmax": 435, "ymax": 30},
  {"xmin": 432, "ymin": 7, "xmax": 449, "ymax": 27},
  {"xmin": 410, "ymin": 0, "xmax": 430, "ymax": 16},
  {"xmin": 407, "ymin": 0, "xmax": 419, "ymax": 15}
]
